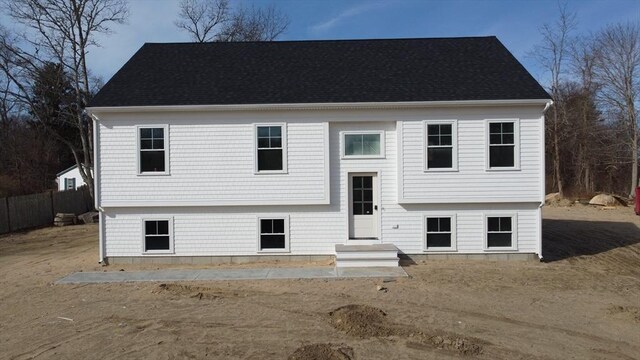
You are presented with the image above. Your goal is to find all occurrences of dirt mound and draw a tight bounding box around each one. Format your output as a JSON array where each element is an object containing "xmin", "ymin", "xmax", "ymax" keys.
[
  {"xmin": 545, "ymin": 193, "xmax": 573, "ymax": 207},
  {"xmin": 153, "ymin": 283, "xmax": 244, "ymax": 300},
  {"xmin": 288, "ymin": 343, "xmax": 354, "ymax": 360},
  {"xmin": 328, "ymin": 304, "xmax": 412, "ymax": 338},
  {"xmin": 328, "ymin": 305, "xmax": 483, "ymax": 355}
]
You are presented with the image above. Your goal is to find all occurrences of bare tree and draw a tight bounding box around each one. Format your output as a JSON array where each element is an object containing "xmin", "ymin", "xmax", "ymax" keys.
[
  {"xmin": 175, "ymin": 0, "xmax": 229, "ymax": 43},
  {"xmin": 592, "ymin": 23, "xmax": 640, "ymax": 198},
  {"xmin": 532, "ymin": 3, "xmax": 577, "ymax": 198},
  {"xmin": 216, "ymin": 4, "xmax": 289, "ymax": 42},
  {"xmin": 176, "ymin": 0, "xmax": 289, "ymax": 42},
  {"xmin": 1, "ymin": 0, "xmax": 128, "ymax": 200}
]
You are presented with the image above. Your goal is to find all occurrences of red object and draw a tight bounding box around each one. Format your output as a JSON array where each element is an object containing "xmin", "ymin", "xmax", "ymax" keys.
[{"xmin": 636, "ymin": 187, "xmax": 640, "ymax": 215}]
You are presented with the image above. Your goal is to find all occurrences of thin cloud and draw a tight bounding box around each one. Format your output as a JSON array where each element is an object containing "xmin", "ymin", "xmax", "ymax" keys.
[{"xmin": 310, "ymin": 1, "xmax": 390, "ymax": 34}]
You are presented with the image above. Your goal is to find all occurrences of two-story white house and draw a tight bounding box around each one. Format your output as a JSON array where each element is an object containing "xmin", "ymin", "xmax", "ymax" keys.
[{"xmin": 87, "ymin": 37, "xmax": 550, "ymax": 266}]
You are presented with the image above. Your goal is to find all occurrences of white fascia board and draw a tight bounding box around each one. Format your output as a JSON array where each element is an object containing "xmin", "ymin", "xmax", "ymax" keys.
[{"xmin": 86, "ymin": 99, "xmax": 551, "ymax": 115}]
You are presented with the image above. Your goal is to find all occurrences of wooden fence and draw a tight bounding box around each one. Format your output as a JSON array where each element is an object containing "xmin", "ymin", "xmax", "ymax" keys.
[{"xmin": 0, "ymin": 186, "xmax": 93, "ymax": 234}]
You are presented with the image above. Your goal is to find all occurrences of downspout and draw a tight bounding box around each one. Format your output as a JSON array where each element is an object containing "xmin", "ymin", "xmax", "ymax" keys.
[
  {"xmin": 90, "ymin": 112, "xmax": 105, "ymax": 264},
  {"xmin": 538, "ymin": 100, "xmax": 553, "ymax": 261}
]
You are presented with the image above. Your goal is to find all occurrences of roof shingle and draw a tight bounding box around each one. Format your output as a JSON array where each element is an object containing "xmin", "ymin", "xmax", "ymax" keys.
[{"xmin": 89, "ymin": 37, "xmax": 549, "ymax": 107}]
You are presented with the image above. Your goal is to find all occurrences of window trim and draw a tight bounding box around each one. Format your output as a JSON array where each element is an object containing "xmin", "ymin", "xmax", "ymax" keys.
[
  {"xmin": 254, "ymin": 123, "xmax": 288, "ymax": 174},
  {"xmin": 485, "ymin": 119, "xmax": 520, "ymax": 171},
  {"xmin": 136, "ymin": 124, "xmax": 170, "ymax": 176},
  {"xmin": 256, "ymin": 215, "xmax": 290, "ymax": 253},
  {"xmin": 423, "ymin": 214, "xmax": 457, "ymax": 252},
  {"xmin": 483, "ymin": 213, "xmax": 518, "ymax": 251},
  {"xmin": 340, "ymin": 130, "xmax": 385, "ymax": 159},
  {"xmin": 141, "ymin": 217, "xmax": 174, "ymax": 254},
  {"xmin": 423, "ymin": 120, "xmax": 458, "ymax": 172},
  {"xmin": 65, "ymin": 178, "xmax": 76, "ymax": 190}
]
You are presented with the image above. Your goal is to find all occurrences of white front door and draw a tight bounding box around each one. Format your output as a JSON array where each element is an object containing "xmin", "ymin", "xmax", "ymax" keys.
[{"xmin": 349, "ymin": 173, "xmax": 378, "ymax": 239}]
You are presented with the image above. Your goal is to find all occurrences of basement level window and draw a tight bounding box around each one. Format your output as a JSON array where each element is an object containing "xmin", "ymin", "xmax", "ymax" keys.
[
  {"xmin": 425, "ymin": 216, "xmax": 456, "ymax": 251},
  {"xmin": 143, "ymin": 219, "xmax": 173, "ymax": 253},
  {"xmin": 258, "ymin": 217, "xmax": 289, "ymax": 252},
  {"xmin": 486, "ymin": 216, "xmax": 515, "ymax": 249}
]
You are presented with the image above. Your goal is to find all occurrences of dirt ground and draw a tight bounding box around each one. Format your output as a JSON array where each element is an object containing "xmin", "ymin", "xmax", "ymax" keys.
[{"xmin": 0, "ymin": 205, "xmax": 639, "ymax": 360}]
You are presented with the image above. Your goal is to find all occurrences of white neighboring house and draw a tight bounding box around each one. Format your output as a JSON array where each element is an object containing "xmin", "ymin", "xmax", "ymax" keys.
[
  {"xmin": 87, "ymin": 37, "xmax": 551, "ymax": 266},
  {"xmin": 56, "ymin": 165, "xmax": 89, "ymax": 191}
]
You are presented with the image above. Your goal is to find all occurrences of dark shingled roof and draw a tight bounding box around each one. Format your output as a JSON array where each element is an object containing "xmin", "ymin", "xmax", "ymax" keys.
[{"xmin": 89, "ymin": 37, "xmax": 549, "ymax": 107}]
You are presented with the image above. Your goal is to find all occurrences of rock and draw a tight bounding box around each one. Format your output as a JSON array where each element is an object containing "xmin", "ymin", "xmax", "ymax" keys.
[
  {"xmin": 376, "ymin": 285, "xmax": 388, "ymax": 292},
  {"xmin": 589, "ymin": 194, "xmax": 621, "ymax": 207}
]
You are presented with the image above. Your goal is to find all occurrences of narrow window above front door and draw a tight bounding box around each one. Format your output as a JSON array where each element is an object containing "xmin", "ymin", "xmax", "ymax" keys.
[{"xmin": 341, "ymin": 131, "xmax": 385, "ymax": 159}]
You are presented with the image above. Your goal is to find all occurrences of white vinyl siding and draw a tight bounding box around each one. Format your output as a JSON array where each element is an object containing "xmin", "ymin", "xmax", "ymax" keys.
[
  {"xmin": 99, "ymin": 116, "xmax": 328, "ymax": 206},
  {"xmin": 399, "ymin": 107, "xmax": 542, "ymax": 203}
]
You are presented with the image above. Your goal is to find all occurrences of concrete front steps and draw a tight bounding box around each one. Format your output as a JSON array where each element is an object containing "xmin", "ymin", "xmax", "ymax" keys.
[{"xmin": 335, "ymin": 244, "xmax": 399, "ymax": 267}]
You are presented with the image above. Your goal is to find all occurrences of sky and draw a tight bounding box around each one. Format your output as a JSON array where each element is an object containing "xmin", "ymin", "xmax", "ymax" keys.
[{"xmin": 11, "ymin": 0, "xmax": 640, "ymax": 87}]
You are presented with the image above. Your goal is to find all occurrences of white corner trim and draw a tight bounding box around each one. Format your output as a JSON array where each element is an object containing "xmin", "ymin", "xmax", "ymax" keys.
[
  {"xmin": 86, "ymin": 99, "xmax": 552, "ymax": 115},
  {"xmin": 323, "ymin": 122, "xmax": 331, "ymax": 203},
  {"xmin": 396, "ymin": 121, "xmax": 405, "ymax": 203}
]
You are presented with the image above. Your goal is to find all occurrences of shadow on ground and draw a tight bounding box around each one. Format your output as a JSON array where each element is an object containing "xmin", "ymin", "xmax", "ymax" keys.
[{"xmin": 542, "ymin": 218, "xmax": 640, "ymax": 262}]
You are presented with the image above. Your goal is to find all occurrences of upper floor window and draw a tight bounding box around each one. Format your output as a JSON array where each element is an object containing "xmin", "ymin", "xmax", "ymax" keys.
[
  {"xmin": 342, "ymin": 131, "xmax": 384, "ymax": 159},
  {"xmin": 425, "ymin": 120, "xmax": 457, "ymax": 171},
  {"xmin": 256, "ymin": 124, "xmax": 287, "ymax": 173},
  {"xmin": 487, "ymin": 120, "xmax": 519, "ymax": 170},
  {"xmin": 138, "ymin": 126, "xmax": 169, "ymax": 174}
]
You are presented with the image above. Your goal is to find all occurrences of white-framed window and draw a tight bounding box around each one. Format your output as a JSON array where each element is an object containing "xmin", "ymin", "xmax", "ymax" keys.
[
  {"xmin": 486, "ymin": 119, "xmax": 520, "ymax": 170},
  {"xmin": 424, "ymin": 215, "xmax": 457, "ymax": 251},
  {"xmin": 257, "ymin": 216, "xmax": 290, "ymax": 252},
  {"xmin": 341, "ymin": 131, "xmax": 385, "ymax": 159},
  {"xmin": 137, "ymin": 125, "xmax": 170, "ymax": 175},
  {"xmin": 142, "ymin": 218, "xmax": 174, "ymax": 254},
  {"xmin": 424, "ymin": 120, "xmax": 458, "ymax": 171},
  {"xmin": 484, "ymin": 214, "xmax": 518, "ymax": 250},
  {"xmin": 64, "ymin": 178, "xmax": 76, "ymax": 190},
  {"xmin": 255, "ymin": 124, "xmax": 287, "ymax": 173}
]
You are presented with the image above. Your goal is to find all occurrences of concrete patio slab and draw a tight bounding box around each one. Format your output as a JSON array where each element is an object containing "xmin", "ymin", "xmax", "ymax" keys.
[{"xmin": 56, "ymin": 266, "xmax": 407, "ymax": 284}]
